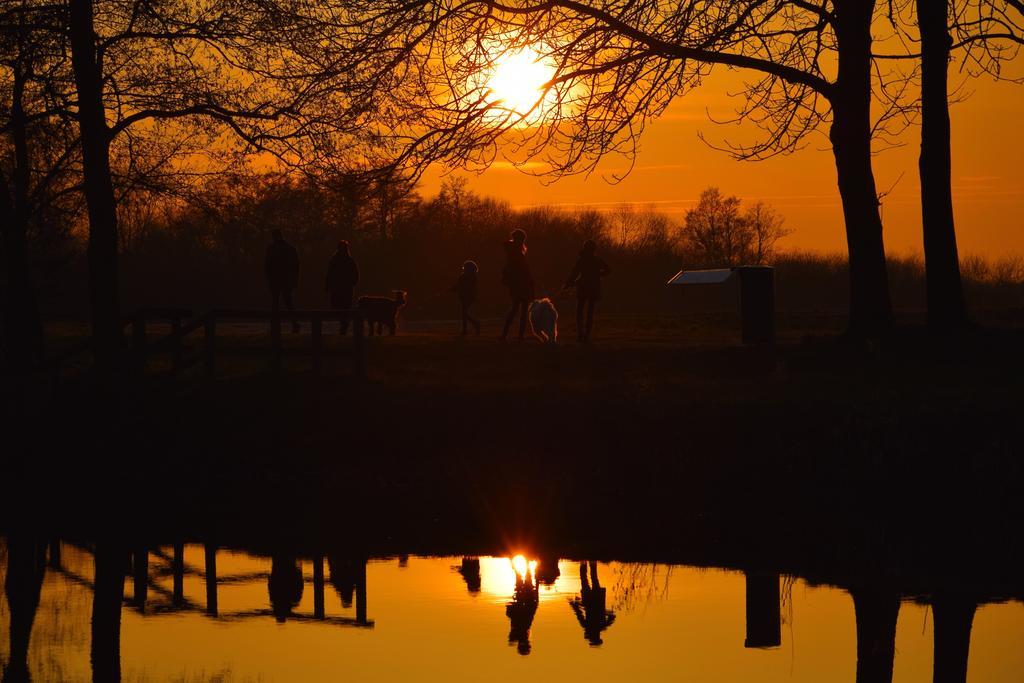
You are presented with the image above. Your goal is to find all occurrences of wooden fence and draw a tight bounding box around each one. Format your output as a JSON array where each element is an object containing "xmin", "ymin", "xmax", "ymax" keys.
[{"xmin": 44, "ymin": 307, "xmax": 366, "ymax": 380}]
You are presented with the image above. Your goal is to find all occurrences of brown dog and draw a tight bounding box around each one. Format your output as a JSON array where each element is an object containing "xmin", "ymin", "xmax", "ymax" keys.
[{"xmin": 357, "ymin": 290, "xmax": 407, "ymax": 336}]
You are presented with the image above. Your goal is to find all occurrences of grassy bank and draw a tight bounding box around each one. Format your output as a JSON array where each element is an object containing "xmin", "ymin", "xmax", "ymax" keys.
[{"xmin": 3, "ymin": 316, "xmax": 1023, "ymax": 587}]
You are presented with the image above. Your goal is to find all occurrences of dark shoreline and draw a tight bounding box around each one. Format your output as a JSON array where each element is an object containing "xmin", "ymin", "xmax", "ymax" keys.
[{"xmin": 4, "ymin": 323, "xmax": 1024, "ymax": 606}]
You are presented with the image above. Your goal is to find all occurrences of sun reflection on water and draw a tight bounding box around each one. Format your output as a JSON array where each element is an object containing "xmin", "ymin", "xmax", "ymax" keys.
[{"xmin": 476, "ymin": 555, "xmax": 567, "ymax": 603}]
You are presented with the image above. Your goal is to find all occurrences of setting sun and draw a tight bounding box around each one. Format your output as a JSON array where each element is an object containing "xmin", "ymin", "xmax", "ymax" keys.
[{"xmin": 482, "ymin": 47, "xmax": 557, "ymax": 121}]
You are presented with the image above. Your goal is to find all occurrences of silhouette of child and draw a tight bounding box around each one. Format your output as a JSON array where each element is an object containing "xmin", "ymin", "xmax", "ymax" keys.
[{"xmin": 452, "ymin": 260, "xmax": 481, "ymax": 335}]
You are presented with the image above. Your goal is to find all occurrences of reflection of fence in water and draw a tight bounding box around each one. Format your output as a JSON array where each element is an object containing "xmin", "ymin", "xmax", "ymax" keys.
[{"xmin": 52, "ymin": 542, "xmax": 373, "ymax": 627}]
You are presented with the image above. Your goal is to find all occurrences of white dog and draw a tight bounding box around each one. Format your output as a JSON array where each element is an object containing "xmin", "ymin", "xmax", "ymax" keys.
[{"xmin": 529, "ymin": 298, "xmax": 559, "ymax": 343}]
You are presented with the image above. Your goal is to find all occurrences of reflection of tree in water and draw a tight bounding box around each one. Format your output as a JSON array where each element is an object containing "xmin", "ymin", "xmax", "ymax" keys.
[
  {"xmin": 609, "ymin": 563, "xmax": 672, "ymax": 614},
  {"xmin": 3, "ymin": 537, "xmax": 48, "ymax": 683},
  {"xmin": 781, "ymin": 575, "xmax": 795, "ymax": 628},
  {"xmin": 506, "ymin": 563, "xmax": 539, "ymax": 655},
  {"xmin": 569, "ymin": 561, "xmax": 616, "ymax": 646}
]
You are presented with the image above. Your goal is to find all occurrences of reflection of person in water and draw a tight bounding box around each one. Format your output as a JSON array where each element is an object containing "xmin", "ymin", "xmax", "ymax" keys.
[
  {"xmin": 328, "ymin": 556, "xmax": 357, "ymax": 607},
  {"xmin": 569, "ymin": 561, "xmax": 616, "ymax": 646},
  {"xmin": 459, "ymin": 557, "xmax": 482, "ymax": 593},
  {"xmin": 536, "ymin": 556, "xmax": 561, "ymax": 587},
  {"xmin": 506, "ymin": 561, "xmax": 540, "ymax": 655},
  {"xmin": 268, "ymin": 555, "xmax": 304, "ymax": 623},
  {"xmin": 328, "ymin": 556, "xmax": 368, "ymax": 623}
]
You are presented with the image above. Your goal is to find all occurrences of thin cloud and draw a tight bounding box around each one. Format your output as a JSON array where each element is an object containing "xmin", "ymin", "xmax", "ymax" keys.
[
  {"xmin": 603, "ymin": 163, "xmax": 692, "ymax": 173},
  {"xmin": 489, "ymin": 161, "xmax": 550, "ymax": 171}
]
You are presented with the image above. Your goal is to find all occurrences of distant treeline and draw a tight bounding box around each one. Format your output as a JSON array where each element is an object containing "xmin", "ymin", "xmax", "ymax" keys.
[{"xmin": 29, "ymin": 174, "xmax": 1024, "ymax": 320}]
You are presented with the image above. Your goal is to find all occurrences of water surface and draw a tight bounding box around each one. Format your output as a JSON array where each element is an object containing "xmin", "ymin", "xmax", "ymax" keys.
[{"xmin": 2, "ymin": 542, "xmax": 1023, "ymax": 681}]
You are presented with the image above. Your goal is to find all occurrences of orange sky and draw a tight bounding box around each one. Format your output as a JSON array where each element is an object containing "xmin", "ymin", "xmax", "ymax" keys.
[{"xmin": 419, "ymin": 67, "xmax": 1024, "ymax": 260}]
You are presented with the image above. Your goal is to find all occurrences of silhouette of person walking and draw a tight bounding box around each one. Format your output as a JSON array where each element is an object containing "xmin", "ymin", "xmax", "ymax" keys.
[
  {"xmin": 500, "ymin": 229, "xmax": 535, "ymax": 342},
  {"xmin": 569, "ymin": 561, "xmax": 616, "ymax": 646},
  {"xmin": 326, "ymin": 240, "xmax": 360, "ymax": 335},
  {"xmin": 564, "ymin": 239, "xmax": 610, "ymax": 343},
  {"xmin": 506, "ymin": 560, "xmax": 540, "ymax": 655},
  {"xmin": 268, "ymin": 554, "xmax": 304, "ymax": 623},
  {"xmin": 265, "ymin": 229, "xmax": 301, "ymax": 333},
  {"xmin": 452, "ymin": 261, "xmax": 481, "ymax": 335}
]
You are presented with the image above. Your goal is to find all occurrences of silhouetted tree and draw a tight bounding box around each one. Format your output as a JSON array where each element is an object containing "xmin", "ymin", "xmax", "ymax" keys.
[
  {"xmin": 91, "ymin": 543, "xmax": 127, "ymax": 683},
  {"xmin": 683, "ymin": 187, "xmax": 788, "ymax": 266},
  {"xmin": 851, "ymin": 585, "xmax": 900, "ymax": 683},
  {"xmin": 367, "ymin": 173, "xmax": 420, "ymax": 241},
  {"xmin": 745, "ymin": 201, "xmax": 790, "ymax": 264},
  {"xmin": 684, "ymin": 189, "xmax": 747, "ymax": 267},
  {"xmin": 881, "ymin": 1, "xmax": 1024, "ymax": 330},
  {"xmin": 333, "ymin": 0, "xmax": 923, "ymax": 334},
  {"xmin": 3, "ymin": 536, "xmax": 48, "ymax": 683},
  {"xmin": 0, "ymin": 2, "xmax": 77, "ymax": 371},
  {"xmin": 932, "ymin": 593, "xmax": 977, "ymax": 683},
  {"xmin": 608, "ymin": 204, "xmax": 675, "ymax": 252},
  {"xmin": 12, "ymin": 0, "xmax": 378, "ymax": 371},
  {"xmin": 917, "ymin": 0, "xmax": 969, "ymax": 330}
]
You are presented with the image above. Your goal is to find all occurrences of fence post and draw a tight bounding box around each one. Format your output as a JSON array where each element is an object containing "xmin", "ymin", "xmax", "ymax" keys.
[
  {"xmin": 204, "ymin": 543, "xmax": 218, "ymax": 616},
  {"xmin": 270, "ymin": 311, "xmax": 282, "ymax": 373},
  {"xmin": 204, "ymin": 314, "xmax": 217, "ymax": 379},
  {"xmin": 352, "ymin": 312, "xmax": 365, "ymax": 378},
  {"xmin": 171, "ymin": 316, "xmax": 184, "ymax": 373},
  {"xmin": 132, "ymin": 313, "xmax": 146, "ymax": 352},
  {"xmin": 313, "ymin": 556, "xmax": 325, "ymax": 619},
  {"xmin": 132, "ymin": 312, "xmax": 146, "ymax": 373},
  {"xmin": 311, "ymin": 315, "xmax": 323, "ymax": 374}
]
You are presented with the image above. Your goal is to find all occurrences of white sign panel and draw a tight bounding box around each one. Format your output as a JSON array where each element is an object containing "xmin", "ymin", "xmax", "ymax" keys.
[{"xmin": 666, "ymin": 269, "xmax": 735, "ymax": 285}]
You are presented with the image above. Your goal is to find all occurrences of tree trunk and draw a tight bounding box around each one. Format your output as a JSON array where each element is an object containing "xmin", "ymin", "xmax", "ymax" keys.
[
  {"xmin": 932, "ymin": 594, "xmax": 976, "ymax": 683},
  {"xmin": 830, "ymin": 0, "xmax": 893, "ymax": 335},
  {"xmin": 917, "ymin": 0, "xmax": 968, "ymax": 330},
  {"xmin": 2, "ymin": 66, "xmax": 45, "ymax": 374},
  {"xmin": 91, "ymin": 543, "xmax": 126, "ymax": 683},
  {"xmin": 852, "ymin": 586, "xmax": 900, "ymax": 683},
  {"xmin": 69, "ymin": 0, "xmax": 122, "ymax": 372},
  {"xmin": 3, "ymin": 536, "xmax": 47, "ymax": 683}
]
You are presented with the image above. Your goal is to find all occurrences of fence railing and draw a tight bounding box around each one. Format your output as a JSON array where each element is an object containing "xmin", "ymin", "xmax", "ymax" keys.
[{"xmin": 42, "ymin": 308, "xmax": 366, "ymax": 380}]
